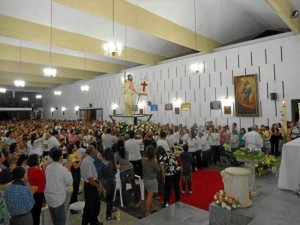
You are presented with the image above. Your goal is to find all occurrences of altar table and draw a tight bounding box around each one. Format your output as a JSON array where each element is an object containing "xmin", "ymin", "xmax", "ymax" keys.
[{"xmin": 277, "ymin": 138, "xmax": 300, "ymax": 191}]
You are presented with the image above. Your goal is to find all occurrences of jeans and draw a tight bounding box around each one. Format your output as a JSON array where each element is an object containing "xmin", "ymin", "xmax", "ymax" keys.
[
  {"xmin": 49, "ymin": 203, "xmax": 66, "ymax": 225},
  {"xmin": 10, "ymin": 212, "xmax": 33, "ymax": 225},
  {"xmin": 69, "ymin": 171, "xmax": 80, "ymax": 205},
  {"xmin": 164, "ymin": 172, "xmax": 181, "ymax": 206},
  {"xmin": 120, "ymin": 169, "xmax": 138, "ymax": 204},
  {"xmin": 31, "ymin": 192, "xmax": 44, "ymax": 225},
  {"xmin": 103, "ymin": 180, "xmax": 115, "ymax": 217},
  {"xmin": 182, "ymin": 174, "xmax": 192, "ymax": 192}
]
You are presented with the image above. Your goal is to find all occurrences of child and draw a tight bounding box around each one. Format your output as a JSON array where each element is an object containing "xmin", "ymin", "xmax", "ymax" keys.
[
  {"xmin": 223, "ymin": 137, "xmax": 231, "ymax": 153},
  {"xmin": 179, "ymin": 144, "xmax": 193, "ymax": 194}
]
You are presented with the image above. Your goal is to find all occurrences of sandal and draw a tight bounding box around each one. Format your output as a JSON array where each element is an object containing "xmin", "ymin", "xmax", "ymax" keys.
[{"xmin": 106, "ymin": 216, "xmax": 116, "ymax": 221}]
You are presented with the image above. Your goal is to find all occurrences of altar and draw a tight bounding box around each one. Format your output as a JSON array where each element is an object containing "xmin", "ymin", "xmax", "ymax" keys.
[{"xmin": 277, "ymin": 137, "xmax": 300, "ymax": 191}]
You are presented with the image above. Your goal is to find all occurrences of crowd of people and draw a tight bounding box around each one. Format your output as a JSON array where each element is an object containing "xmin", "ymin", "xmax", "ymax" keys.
[{"xmin": 0, "ymin": 118, "xmax": 299, "ymax": 225}]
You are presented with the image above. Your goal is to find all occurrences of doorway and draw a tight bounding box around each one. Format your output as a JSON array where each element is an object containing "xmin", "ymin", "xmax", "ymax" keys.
[
  {"xmin": 291, "ymin": 99, "xmax": 300, "ymax": 122},
  {"xmin": 79, "ymin": 108, "xmax": 103, "ymax": 122}
]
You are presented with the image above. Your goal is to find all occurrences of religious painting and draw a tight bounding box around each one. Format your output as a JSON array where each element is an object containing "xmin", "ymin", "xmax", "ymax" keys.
[
  {"xmin": 210, "ymin": 101, "xmax": 222, "ymax": 110},
  {"xmin": 174, "ymin": 107, "xmax": 180, "ymax": 115},
  {"xmin": 181, "ymin": 102, "xmax": 191, "ymax": 110},
  {"xmin": 151, "ymin": 104, "xmax": 158, "ymax": 111},
  {"xmin": 165, "ymin": 103, "xmax": 173, "ymax": 111},
  {"xmin": 234, "ymin": 74, "xmax": 259, "ymax": 117},
  {"xmin": 224, "ymin": 106, "xmax": 231, "ymax": 115}
]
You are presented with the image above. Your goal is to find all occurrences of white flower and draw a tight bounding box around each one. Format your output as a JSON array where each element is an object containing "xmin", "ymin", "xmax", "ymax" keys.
[
  {"xmin": 221, "ymin": 203, "xmax": 226, "ymax": 208},
  {"xmin": 232, "ymin": 204, "xmax": 236, "ymax": 208},
  {"xmin": 226, "ymin": 206, "xmax": 231, "ymax": 210}
]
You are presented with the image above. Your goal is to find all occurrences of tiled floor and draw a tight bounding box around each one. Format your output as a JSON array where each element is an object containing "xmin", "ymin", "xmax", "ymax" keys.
[
  {"xmin": 42, "ymin": 169, "xmax": 300, "ymax": 225},
  {"xmin": 42, "ymin": 192, "xmax": 138, "ymax": 225}
]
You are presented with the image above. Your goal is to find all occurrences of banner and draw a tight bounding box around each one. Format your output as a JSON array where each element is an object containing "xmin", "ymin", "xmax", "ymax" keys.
[{"xmin": 140, "ymin": 80, "xmax": 149, "ymax": 96}]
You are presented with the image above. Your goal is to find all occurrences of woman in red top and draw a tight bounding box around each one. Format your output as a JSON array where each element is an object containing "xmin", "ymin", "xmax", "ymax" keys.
[{"xmin": 27, "ymin": 154, "xmax": 47, "ymax": 225}]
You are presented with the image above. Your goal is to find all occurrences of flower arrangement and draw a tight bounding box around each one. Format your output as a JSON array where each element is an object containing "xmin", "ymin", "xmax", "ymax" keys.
[
  {"xmin": 255, "ymin": 155, "xmax": 281, "ymax": 177},
  {"xmin": 114, "ymin": 120, "xmax": 159, "ymax": 136},
  {"xmin": 233, "ymin": 148, "xmax": 266, "ymax": 162},
  {"xmin": 214, "ymin": 190, "xmax": 240, "ymax": 210}
]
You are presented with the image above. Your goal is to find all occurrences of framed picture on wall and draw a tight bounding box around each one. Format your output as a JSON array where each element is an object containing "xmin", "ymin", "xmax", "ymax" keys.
[
  {"xmin": 181, "ymin": 103, "xmax": 191, "ymax": 110},
  {"xmin": 150, "ymin": 104, "xmax": 158, "ymax": 111},
  {"xmin": 165, "ymin": 103, "xmax": 173, "ymax": 110},
  {"xmin": 210, "ymin": 101, "xmax": 222, "ymax": 110},
  {"xmin": 174, "ymin": 107, "xmax": 180, "ymax": 115},
  {"xmin": 234, "ymin": 74, "xmax": 259, "ymax": 117},
  {"xmin": 224, "ymin": 106, "xmax": 232, "ymax": 115}
]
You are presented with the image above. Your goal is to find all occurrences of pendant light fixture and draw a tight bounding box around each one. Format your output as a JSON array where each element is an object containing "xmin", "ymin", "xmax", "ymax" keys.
[
  {"xmin": 103, "ymin": 0, "xmax": 123, "ymax": 57},
  {"xmin": 43, "ymin": 0, "xmax": 57, "ymax": 77}
]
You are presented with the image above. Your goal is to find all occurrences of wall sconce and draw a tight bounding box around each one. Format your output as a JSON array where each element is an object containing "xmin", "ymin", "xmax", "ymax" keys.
[
  {"xmin": 50, "ymin": 107, "xmax": 55, "ymax": 116},
  {"xmin": 190, "ymin": 62, "xmax": 204, "ymax": 75},
  {"xmin": 172, "ymin": 98, "xmax": 182, "ymax": 108},
  {"xmin": 54, "ymin": 90, "xmax": 62, "ymax": 95},
  {"xmin": 36, "ymin": 95, "xmax": 42, "ymax": 99},
  {"xmin": 75, "ymin": 106, "xmax": 79, "ymax": 115},
  {"xmin": 138, "ymin": 101, "xmax": 145, "ymax": 114},
  {"xmin": 62, "ymin": 106, "xmax": 66, "ymax": 115}
]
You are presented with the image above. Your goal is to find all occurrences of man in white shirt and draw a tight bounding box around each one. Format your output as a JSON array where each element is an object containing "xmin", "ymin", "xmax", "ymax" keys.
[
  {"xmin": 180, "ymin": 128, "xmax": 189, "ymax": 144},
  {"xmin": 80, "ymin": 145, "xmax": 103, "ymax": 225},
  {"xmin": 156, "ymin": 130, "xmax": 170, "ymax": 152},
  {"xmin": 45, "ymin": 148, "xmax": 73, "ymax": 225},
  {"xmin": 102, "ymin": 128, "xmax": 116, "ymax": 149},
  {"xmin": 44, "ymin": 131, "xmax": 60, "ymax": 157},
  {"xmin": 125, "ymin": 130, "xmax": 143, "ymax": 178},
  {"xmin": 199, "ymin": 132, "xmax": 211, "ymax": 168},
  {"xmin": 243, "ymin": 125, "xmax": 263, "ymax": 149}
]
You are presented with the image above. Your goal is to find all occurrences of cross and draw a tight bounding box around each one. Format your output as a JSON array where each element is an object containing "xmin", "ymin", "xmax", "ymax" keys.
[{"xmin": 141, "ymin": 81, "xmax": 148, "ymax": 92}]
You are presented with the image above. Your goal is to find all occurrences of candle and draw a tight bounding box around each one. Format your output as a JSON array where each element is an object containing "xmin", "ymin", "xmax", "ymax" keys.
[{"xmin": 282, "ymin": 100, "xmax": 286, "ymax": 107}]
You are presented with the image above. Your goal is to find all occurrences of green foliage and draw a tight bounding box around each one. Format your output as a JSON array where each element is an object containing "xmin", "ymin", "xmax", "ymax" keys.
[{"xmin": 233, "ymin": 148, "xmax": 266, "ymax": 161}]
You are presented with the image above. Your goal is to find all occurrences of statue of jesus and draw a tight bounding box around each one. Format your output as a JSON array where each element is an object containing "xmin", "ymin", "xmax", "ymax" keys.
[{"xmin": 122, "ymin": 74, "xmax": 140, "ymax": 116}]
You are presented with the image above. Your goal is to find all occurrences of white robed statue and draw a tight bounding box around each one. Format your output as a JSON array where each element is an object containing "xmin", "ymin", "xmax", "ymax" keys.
[{"xmin": 122, "ymin": 74, "xmax": 140, "ymax": 116}]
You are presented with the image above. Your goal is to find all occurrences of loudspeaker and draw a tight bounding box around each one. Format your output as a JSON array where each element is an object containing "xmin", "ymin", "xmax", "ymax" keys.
[
  {"xmin": 270, "ymin": 93, "xmax": 277, "ymax": 100},
  {"xmin": 55, "ymin": 107, "xmax": 58, "ymax": 110},
  {"xmin": 89, "ymin": 103, "xmax": 92, "ymax": 108}
]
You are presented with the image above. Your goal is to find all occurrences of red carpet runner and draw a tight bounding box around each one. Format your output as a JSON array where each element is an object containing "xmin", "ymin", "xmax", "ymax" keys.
[{"xmin": 159, "ymin": 169, "xmax": 224, "ymax": 211}]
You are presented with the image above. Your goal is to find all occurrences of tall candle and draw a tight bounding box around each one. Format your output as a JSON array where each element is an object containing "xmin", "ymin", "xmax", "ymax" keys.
[{"xmin": 282, "ymin": 100, "xmax": 287, "ymax": 139}]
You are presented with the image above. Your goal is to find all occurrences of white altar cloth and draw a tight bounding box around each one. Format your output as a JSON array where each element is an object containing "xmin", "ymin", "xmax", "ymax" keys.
[{"xmin": 277, "ymin": 138, "xmax": 300, "ymax": 191}]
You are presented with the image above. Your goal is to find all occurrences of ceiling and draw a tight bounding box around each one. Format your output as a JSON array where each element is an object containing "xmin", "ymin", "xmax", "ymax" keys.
[{"xmin": 0, "ymin": 0, "xmax": 299, "ymax": 92}]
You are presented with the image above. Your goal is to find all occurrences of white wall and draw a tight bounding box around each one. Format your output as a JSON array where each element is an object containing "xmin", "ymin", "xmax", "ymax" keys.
[{"xmin": 43, "ymin": 33, "xmax": 300, "ymax": 129}]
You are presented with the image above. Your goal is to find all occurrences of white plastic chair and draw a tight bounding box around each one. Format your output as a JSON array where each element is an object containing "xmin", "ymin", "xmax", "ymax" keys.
[
  {"xmin": 66, "ymin": 201, "xmax": 85, "ymax": 225},
  {"xmin": 40, "ymin": 204, "xmax": 49, "ymax": 225},
  {"xmin": 126, "ymin": 174, "xmax": 145, "ymax": 200},
  {"xmin": 113, "ymin": 169, "xmax": 124, "ymax": 207}
]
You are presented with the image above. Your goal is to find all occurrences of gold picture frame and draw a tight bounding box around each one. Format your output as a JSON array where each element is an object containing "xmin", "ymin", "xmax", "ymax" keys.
[
  {"xmin": 234, "ymin": 74, "xmax": 259, "ymax": 117},
  {"xmin": 181, "ymin": 102, "xmax": 191, "ymax": 111}
]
